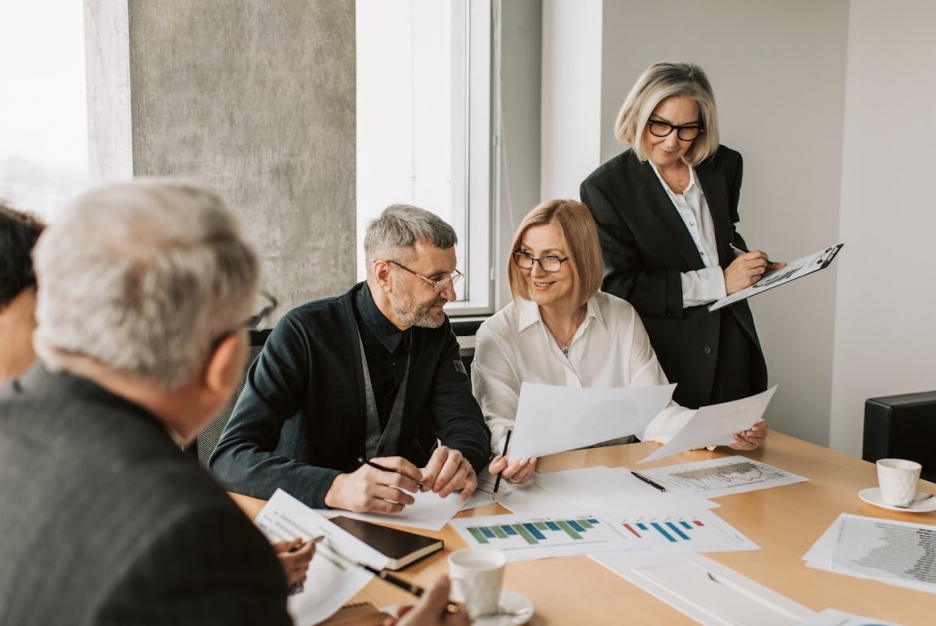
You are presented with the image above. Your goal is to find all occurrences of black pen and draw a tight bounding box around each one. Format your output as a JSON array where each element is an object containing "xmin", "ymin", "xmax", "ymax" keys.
[
  {"xmin": 357, "ymin": 457, "xmax": 423, "ymax": 488},
  {"xmin": 631, "ymin": 471, "xmax": 666, "ymax": 493},
  {"xmin": 730, "ymin": 243, "xmax": 777, "ymax": 266},
  {"xmin": 322, "ymin": 540, "xmax": 460, "ymax": 614},
  {"xmin": 491, "ymin": 430, "xmax": 512, "ymax": 500}
]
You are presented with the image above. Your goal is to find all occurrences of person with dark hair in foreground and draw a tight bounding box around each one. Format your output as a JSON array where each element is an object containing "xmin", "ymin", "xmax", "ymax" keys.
[{"xmin": 0, "ymin": 202, "xmax": 45, "ymax": 383}]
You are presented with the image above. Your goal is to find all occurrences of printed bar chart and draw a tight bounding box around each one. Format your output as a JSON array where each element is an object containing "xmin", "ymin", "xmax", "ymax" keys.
[
  {"xmin": 467, "ymin": 517, "xmax": 601, "ymax": 545},
  {"xmin": 450, "ymin": 510, "xmax": 758, "ymax": 561}
]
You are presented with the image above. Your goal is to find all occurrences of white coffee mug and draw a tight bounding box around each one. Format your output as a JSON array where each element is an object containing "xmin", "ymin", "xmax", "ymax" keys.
[
  {"xmin": 448, "ymin": 548, "xmax": 506, "ymax": 618},
  {"xmin": 876, "ymin": 458, "xmax": 921, "ymax": 507}
]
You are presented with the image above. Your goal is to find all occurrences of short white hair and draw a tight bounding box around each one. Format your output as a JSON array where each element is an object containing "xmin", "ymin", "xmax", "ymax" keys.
[{"xmin": 33, "ymin": 178, "xmax": 260, "ymax": 391}]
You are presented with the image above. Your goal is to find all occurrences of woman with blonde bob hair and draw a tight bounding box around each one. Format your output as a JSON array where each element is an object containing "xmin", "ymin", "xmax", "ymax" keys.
[
  {"xmin": 472, "ymin": 199, "xmax": 766, "ymax": 485},
  {"xmin": 581, "ymin": 62, "xmax": 784, "ymax": 412}
]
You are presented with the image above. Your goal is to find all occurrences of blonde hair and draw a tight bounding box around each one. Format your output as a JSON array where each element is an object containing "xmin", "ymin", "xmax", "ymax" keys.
[
  {"xmin": 614, "ymin": 62, "xmax": 720, "ymax": 167},
  {"xmin": 508, "ymin": 200, "xmax": 603, "ymax": 309}
]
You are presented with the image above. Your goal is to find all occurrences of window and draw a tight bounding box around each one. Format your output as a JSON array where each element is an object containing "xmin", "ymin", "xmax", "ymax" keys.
[
  {"xmin": 0, "ymin": 1, "xmax": 88, "ymax": 222},
  {"xmin": 356, "ymin": 0, "xmax": 492, "ymax": 315}
]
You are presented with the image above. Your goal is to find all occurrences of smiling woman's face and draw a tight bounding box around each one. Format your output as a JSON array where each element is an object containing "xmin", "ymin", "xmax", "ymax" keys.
[
  {"xmin": 518, "ymin": 222, "xmax": 575, "ymax": 311},
  {"xmin": 642, "ymin": 95, "xmax": 701, "ymax": 169}
]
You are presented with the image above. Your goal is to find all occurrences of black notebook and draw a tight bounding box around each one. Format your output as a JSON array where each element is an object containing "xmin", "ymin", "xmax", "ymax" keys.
[{"xmin": 329, "ymin": 516, "xmax": 443, "ymax": 571}]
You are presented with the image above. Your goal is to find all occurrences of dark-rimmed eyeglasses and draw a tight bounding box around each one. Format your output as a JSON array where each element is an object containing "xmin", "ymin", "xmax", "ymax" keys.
[
  {"xmin": 647, "ymin": 119, "xmax": 704, "ymax": 142},
  {"xmin": 387, "ymin": 260, "xmax": 463, "ymax": 293},
  {"xmin": 209, "ymin": 290, "xmax": 278, "ymax": 352},
  {"xmin": 512, "ymin": 251, "xmax": 570, "ymax": 273}
]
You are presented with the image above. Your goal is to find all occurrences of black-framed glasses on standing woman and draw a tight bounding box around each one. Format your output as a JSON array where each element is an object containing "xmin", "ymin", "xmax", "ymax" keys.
[{"xmin": 647, "ymin": 119, "xmax": 704, "ymax": 141}]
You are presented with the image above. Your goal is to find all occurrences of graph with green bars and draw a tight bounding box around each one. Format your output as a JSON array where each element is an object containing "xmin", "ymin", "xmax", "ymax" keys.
[
  {"xmin": 467, "ymin": 517, "xmax": 601, "ymax": 545},
  {"xmin": 450, "ymin": 510, "xmax": 758, "ymax": 561},
  {"xmin": 450, "ymin": 512, "xmax": 634, "ymax": 560}
]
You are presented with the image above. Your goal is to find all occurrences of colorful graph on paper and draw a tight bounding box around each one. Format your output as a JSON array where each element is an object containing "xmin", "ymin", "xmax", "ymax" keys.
[
  {"xmin": 449, "ymin": 510, "xmax": 758, "ymax": 561},
  {"xmin": 639, "ymin": 455, "xmax": 808, "ymax": 498}
]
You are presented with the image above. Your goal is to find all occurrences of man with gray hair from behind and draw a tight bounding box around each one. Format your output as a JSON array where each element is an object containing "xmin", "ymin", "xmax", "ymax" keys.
[{"xmin": 0, "ymin": 179, "xmax": 293, "ymax": 626}]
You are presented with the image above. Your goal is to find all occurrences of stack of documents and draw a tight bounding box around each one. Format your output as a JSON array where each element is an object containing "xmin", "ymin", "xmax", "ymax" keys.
[{"xmin": 804, "ymin": 513, "xmax": 936, "ymax": 594}]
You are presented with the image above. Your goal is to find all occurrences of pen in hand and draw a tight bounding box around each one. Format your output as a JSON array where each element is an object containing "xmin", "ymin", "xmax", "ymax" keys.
[
  {"xmin": 320, "ymin": 540, "xmax": 461, "ymax": 615},
  {"xmin": 491, "ymin": 430, "xmax": 513, "ymax": 500},
  {"xmin": 631, "ymin": 471, "xmax": 666, "ymax": 493},
  {"xmin": 730, "ymin": 243, "xmax": 778, "ymax": 267},
  {"xmin": 357, "ymin": 457, "xmax": 424, "ymax": 489}
]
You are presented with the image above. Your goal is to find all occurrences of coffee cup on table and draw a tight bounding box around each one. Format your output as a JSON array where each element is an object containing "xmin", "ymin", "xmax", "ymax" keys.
[
  {"xmin": 876, "ymin": 458, "xmax": 922, "ymax": 507},
  {"xmin": 448, "ymin": 549, "xmax": 506, "ymax": 618}
]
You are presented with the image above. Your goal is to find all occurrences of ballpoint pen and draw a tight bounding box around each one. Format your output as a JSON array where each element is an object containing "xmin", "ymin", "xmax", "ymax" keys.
[
  {"xmin": 319, "ymin": 540, "xmax": 461, "ymax": 614},
  {"xmin": 730, "ymin": 243, "xmax": 777, "ymax": 266},
  {"xmin": 357, "ymin": 457, "xmax": 424, "ymax": 488},
  {"xmin": 630, "ymin": 471, "xmax": 666, "ymax": 492},
  {"xmin": 491, "ymin": 430, "xmax": 512, "ymax": 500},
  {"xmin": 286, "ymin": 535, "xmax": 324, "ymax": 595}
]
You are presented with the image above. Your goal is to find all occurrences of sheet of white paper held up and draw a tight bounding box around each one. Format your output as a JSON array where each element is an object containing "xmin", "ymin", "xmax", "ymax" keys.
[
  {"xmin": 254, "ymin": 489, "xmax": 390, "ymax": 626},
  {"xmin": 639, "ymin": 386, "xmax": 777, "ymax": 464},
  {"xmin": 508, "ymin": 382, "xmax": 676, "ymax": 460}
]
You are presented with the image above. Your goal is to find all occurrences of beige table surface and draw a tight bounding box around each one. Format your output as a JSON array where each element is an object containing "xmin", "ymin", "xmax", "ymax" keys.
[{"xmin": 232, "ymin": 431, "xmax": 936, "ymax": 625}]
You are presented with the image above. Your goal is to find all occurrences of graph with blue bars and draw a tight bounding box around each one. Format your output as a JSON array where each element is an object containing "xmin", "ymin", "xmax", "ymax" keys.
[
  {"xmin": 467, "ymin": 517, "xmax": 601, "ymax": 545},
  {"xmin": 451, "ymin": 510, "xmax": 757, "ymax": 561}
]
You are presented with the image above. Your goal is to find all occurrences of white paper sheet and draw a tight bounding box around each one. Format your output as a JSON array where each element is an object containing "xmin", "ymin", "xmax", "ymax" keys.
[
  {"xmin": 804, "ymin": 513, "xmax": 936, "ymax": 594},
  {"xmin": 801, "ymin": 608, "xmax": 902, "ymax": 626},
  {"xmin": 532, "ymin": 466, "xmax": 719, "ymax": 516},
  {"xmin": 638, "ymin": 456, "xmax": 809, "ymax": 498},
  {"xmin": 254, "ymin": 489, "xmax": 390, "ymax": 626},
  {"xmin": 510, "ymin": 381, "xmax": 676, "ymax": 459},
  {"xmin": 339, "ymin": 487, "xmax": 466, "ymax": 531},
  {"xmin": 639, "ymin": 387, "xmax": 777, "ymax": 463},
  {"xmin": 590, "ymin": 553, "xmax": 814, "ymax": 626},
  {"xmin": 450, "ymin": 509, "xmax": 757, "ymax": 561}
]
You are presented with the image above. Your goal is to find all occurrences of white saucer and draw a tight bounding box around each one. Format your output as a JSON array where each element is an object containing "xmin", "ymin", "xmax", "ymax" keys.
[
  {"xmin": 858, "ymin": 487, "xmax": 936, "ymax": 513},
  {"xmin": 381, "ymin": 589, "xmax": 533, "ymax": 625},
  {"xmin": 473, "ymin": 589, "xmax": 534, "ymax": 626}
]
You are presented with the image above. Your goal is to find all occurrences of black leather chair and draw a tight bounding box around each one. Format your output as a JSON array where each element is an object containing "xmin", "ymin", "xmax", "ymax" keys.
[
  {"xmin": 863, "ymin": 390, "xmax": 936, "ymax": 482},
  {"xmin": 186, "ymin": 329, "xmax": 271, "ymax": 467}
]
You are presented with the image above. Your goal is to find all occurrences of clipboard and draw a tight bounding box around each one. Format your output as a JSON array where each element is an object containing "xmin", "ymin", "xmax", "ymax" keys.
[{"xmin": 708, "ymin": 243, "xmax": 843, "ymax": 312}]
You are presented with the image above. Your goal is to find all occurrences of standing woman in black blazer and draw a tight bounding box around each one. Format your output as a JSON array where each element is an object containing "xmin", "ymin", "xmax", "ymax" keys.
[{"xmin": 580, "ymin": 62, "xmax": 784, "ymax": 410}]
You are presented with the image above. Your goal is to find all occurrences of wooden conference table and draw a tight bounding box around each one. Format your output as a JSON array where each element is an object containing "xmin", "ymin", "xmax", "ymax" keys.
[{"xmin": 232, "ymin": 432, "xmax": 936, "ymax": 625}]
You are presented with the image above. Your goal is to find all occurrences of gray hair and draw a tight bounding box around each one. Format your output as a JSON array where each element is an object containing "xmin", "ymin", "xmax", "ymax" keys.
[
  {"xmin": 363, "ymin": 204, "xmax": 457, "ymax": 273},
  {"xmin": 33, "ymin": 178, "xmax": 260, "ymax": 391},
  {"xmin": 614, "ymin": 62, "xmax": 721, "ymax": 167}
]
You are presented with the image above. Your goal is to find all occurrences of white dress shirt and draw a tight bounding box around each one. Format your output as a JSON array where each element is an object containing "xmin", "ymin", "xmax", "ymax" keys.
[
  {"xmin": 471, "ymin": 292, "xmax": 695, "ymax": 452},
  {"xmin": 649, "ymin": 162, "xmax": 727, "ymax": 307}
]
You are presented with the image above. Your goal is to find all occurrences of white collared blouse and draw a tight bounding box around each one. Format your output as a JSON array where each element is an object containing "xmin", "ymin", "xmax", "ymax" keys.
[{"xmin": 471, "ymin": 291, "xmax": 695, "ymax": 452}]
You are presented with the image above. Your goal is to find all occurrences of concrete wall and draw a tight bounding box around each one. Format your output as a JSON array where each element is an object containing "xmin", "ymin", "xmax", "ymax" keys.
[
  {"xmin": 830, "ymin": 0, "xmax": 936, "ymax": 455},
  {"xmin": 86, "ymin": 0, "xmax": 357, "ymax": 316}
]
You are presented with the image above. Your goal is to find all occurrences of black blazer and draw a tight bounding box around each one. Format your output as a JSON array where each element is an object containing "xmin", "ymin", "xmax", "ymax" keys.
[
  {"xmin": 0, "ymin": 365, "xmax": 291, "ymax": 626},
  {"xmin": 580, "ymin": 146, "xmax": 766, "ymax": 408}
]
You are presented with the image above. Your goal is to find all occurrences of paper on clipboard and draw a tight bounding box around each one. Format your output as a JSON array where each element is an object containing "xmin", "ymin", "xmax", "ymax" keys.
[{"xmin": 709, "ymin": 244, "xmax": 843, "ymax": 311}]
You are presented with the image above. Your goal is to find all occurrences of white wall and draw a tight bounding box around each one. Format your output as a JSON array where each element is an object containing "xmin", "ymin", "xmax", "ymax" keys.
[
  {"xmin": 593, "ymin": 0, "xmax": 850, "ymax": 446},
  {"xmin": 540, "ymin": 0, "xmax": 603, "ymax": 201},
  {"xmin": 830, "ymin": 0, "xmax": 936, "ymax": 456}
]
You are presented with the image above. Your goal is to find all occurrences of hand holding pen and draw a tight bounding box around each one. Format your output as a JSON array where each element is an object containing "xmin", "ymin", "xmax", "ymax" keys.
[
  {"xmin": 273, "ymin": 535, "xmax": 323, "ymax": 594},
  {"xmin": 487, "ymin": 430, "xmax": 537, "ymax": 489},
  {"xmin": 725, "ymin": 243, "xmax": 786, "ymax": 295},
  {"xmin": 318, "ymin": 539, "xmax": 465, "ymax": 622},
  {"xmin": 323, "ymin": 456, "xmax": 424, "ymax": 514}
]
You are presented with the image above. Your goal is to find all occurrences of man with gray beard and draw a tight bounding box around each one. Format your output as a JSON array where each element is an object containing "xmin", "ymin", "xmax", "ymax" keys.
[{"xmin": 211, "ymin": 204, "xmax": 489, "ymax": 513}]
